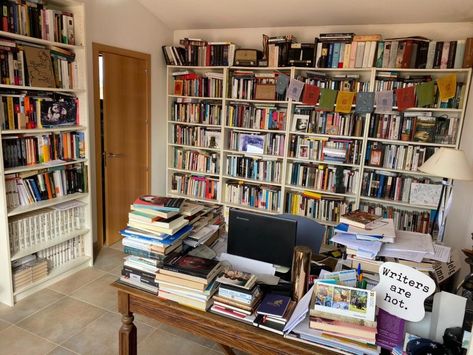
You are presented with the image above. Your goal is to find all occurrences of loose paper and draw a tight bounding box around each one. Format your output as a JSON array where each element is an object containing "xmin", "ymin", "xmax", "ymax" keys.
[
  {"xmin": 318, "ymin": 88, "xmax": 338, "ymax": 111},
  {"xmin": 283, "ymin": 285, "xmax": 314, "ymax": 333},
  {"xmin": 429, "ymin": 244, "xmax": 451, "ymax": 263},
  {"xmin": 437, "ymin": 74, "xmax": 457, "ymax": 101},
  {"xmin": 276, "ymin": 74, "xmax": 290, "ymax": 95},
  {"xmin": 375, "ymin": 90, "xmax": 393, "ymax": 113},
  {"xmin": 396, "ymin": 86, "xmax": 416, "ymax": 111},
  {"xmin": 373, "ymin": 262, "xmax": 436, "ymax": 322},
  {"xmin": 409, "ymin": 183, "xmax": 442, "ymax": 206},
  {"xmin": 335, "ymin": 91, "xmax": 355, "ymax": 113},
  {"xmin": 286, "ymin": 78, "xmax": 305, "ymax": 101},
  {"xmin": 355, "ymin": 92, "xmax": 375, "ymax": 113},
  {"xmin": 416, "ymin": 81, "xmax": 435, "ymax": 107}
]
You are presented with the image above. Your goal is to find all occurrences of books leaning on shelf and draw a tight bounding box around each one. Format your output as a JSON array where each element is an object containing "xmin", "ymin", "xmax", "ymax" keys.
[
  {"xmin": 230, "ymin": 71, "xmax": 289, "ymax": 101},
  {"xmin": 163, "ymin": 39, "xmax": 236, "ymax": 66},
  {"xmin": 226, "ymin": 102, "xmax": 286, "ymax": 130},
  {"xmin": 2, "ymin": 131, "xmax": 85, "ymax": 168},
  {"xmin": 172, "ymin": 125, "xmax": 221, "ymax": 149},
  {"xmin": 5, "ymin": 163, "xmax": 87, "ymax": 210},
  {"xmin": 172, "ymin": 70, "xmax": 224, "ymax": 98},
  {"xmin": 8, "ymin": 200, "xmax": 86, "ymax": 255},
  {"xmin": 289, "ymin": 136, "xmax": 361, "ymax": 164},
  {"xmin": 173, "ymin": 148, "xmax": 218, "ymax": 175},
  {"xmin": 0, "ymin": 93, "xmax": 79, "ymax": 130},
  {"xmin": 171, "ymin": 99, "xmax": 222, "ymax": 125},
  {"xmin": 226, "ymin": 154, "xmax": 282, "ymax": 184},
  {"xmin": 171, "ymin": 173, "xmax": 219, "ymax": 201},
  {"xmin": 225, "ymin": 180, "xmax": 281, "ymax": 212},
  {"xmin": 37, "ymin": 234, "xmax": 85, "ymax": 270}
]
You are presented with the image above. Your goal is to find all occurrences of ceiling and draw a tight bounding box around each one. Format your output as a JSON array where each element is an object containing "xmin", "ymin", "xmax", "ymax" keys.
[{"xmin": 136, "ymin": 0, "xmax": 473, "ymax": 30}]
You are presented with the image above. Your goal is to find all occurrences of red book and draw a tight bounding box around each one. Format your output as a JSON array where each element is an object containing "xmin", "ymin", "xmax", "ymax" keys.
[
  {"xmin": 395, "ymin": 86, "xmax": 415, "ymax": 111},
  {"xmin": 401, "ymin": 40, "xmax": 414, "ymax": 68},
  {"xmin": 301, "ymin": 84, "xmax": 320, "ymax": 105}
]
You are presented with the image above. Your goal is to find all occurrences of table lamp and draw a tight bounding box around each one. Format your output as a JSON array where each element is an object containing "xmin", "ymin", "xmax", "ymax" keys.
[{"xmin": 419, "ymin": 148, "xmax": 473, "ymax": 239}]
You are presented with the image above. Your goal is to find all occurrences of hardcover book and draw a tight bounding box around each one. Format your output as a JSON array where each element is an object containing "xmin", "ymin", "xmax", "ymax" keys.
[
  {"xmin": 163, "ymin": 253, "xmax": 221, "ymax": 279},
  {"xmin": 216, "ymin": 269, "xmax": 257, "ymax": 290},
  {"xmin": 133, "ymin": 195, "xmax": 184, "ymax": 212},
  {"xmin": 257, "ymin": 293, "xmax": 291, "ymax": 318},
  {"xmin": 340, "ymin": 210, "xmax": 384, "ymax": 229}
]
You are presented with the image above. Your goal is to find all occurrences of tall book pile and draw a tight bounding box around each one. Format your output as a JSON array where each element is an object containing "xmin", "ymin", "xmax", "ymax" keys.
[
  {"xmin": 308, "ymin": 282, "xmax": 379, "ymax": 354},
  {"xmin": 155, "ymin": 253, "xmax": 223, "ymax": 310},
  {"xmin": 181, "ymin": 202, "xmax": 225, "ymax": 248},
  {"xmin": 163, "ymin": 38, "xmax": 236, "ymax": 66},
  {"xmin": 210, "ymin": 269, "xmax": 262, "ymax": 323}
]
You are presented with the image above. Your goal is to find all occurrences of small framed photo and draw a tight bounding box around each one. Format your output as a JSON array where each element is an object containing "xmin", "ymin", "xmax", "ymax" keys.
[
  {"xmin": 369, "ymin": 148, "xmax": 382, "ymax": 166},
  {"xmin": 297, "ymin": 144, "xmax": 309, "ymax": 159},
  {"xmin": 238, "ymin": 133, "xmax": 265, "ymax": 154},
  {"xmin": 292, "ymin": 114, "xmax": 309, "ymax": 132}
]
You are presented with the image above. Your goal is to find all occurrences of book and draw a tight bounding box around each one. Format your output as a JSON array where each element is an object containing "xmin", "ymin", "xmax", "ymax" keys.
[
  {"xmin": 309, "ymin": 317, "xmax": 377, "ymax": 342},
  {"xmin": 158, "ymin": 289, "xmax": 212, "ymax": 311},
  {"xmin": 253, "ymin": 314, "xmax": 286, "ymax": 335},
  {"xmin": 257, "ymin": 293, "xmax": 291, "ymax": 318},
  {"xmin": 162, "ymin": 253, "xmax": 222, "ymax": 281},
  {"xmin": 129, "ymin": 213, "xmax": 186, "ymax": 229},
  {"xmin": 216, "ymin": 269, "xmax": 257, "ymax": 290},
  {"xmin": 155, "ymin": 272, "xmax": 207, "ymax": 291},
  {"xmin": 133, "ymin": 195, "xmax": 185, "ymax": 212},
  {"xmin": 130, "ymin": 205, "xmax": 178, "ymax": 219},
  {"xmin": 127, "ymin": 218, "xmax": 189, "ymax": 235},
  {"xmin": 339, "ymin": 210, "xmax": 384, "ymax": 229}
]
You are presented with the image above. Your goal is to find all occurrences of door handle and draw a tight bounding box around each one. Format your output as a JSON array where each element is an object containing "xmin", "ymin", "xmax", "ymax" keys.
[{"xmin": 105, "ymin": 152, "xmax": 124, "ymax": 159}]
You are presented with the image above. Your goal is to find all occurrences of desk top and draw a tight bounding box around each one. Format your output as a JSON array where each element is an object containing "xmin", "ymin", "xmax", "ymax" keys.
[{"xmin": 113, "ymin": 281, "xmax": 340, "ymax": 355}]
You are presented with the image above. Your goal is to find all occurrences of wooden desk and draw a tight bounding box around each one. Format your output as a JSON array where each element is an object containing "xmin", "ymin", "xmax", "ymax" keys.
[{"xmin": 113, "ymin": 281, "xmax": 338, "ymax": 355}]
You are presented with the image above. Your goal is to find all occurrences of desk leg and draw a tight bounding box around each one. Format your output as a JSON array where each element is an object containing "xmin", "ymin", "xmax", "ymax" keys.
[
  {"xmin": 218, "ymin": 344, "xmax": 236, "ymax": 355},
  {"xmin": 118, "ymin": 291, "xmax": 137, "ymax": 355}
]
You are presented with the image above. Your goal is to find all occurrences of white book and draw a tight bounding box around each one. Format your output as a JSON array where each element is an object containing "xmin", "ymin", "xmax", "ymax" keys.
[
  {"xmin": 343, "ymin": 43, "xmax": 351, "ymax": 68},
  {"xmin": 426, "ymin": 41, "xmax": 436, "ymax": 69},
  {"xmin": 454, "ymin": 40, "xmax": 466, "ymax": 69},
  {"xmin": 315, "ymin": 42, "xmax": 323, "ymax": 68},
  {"xmin": 355, "ymin": 41, "xmax": 365, "ymax": 68},
  {"xmin": 388, "ymin": 41, "xmax": 399, "ymax": 68}
]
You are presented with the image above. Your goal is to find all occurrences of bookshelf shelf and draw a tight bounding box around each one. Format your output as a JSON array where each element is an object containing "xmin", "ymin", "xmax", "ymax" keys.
[
  {"xmin": 3, "ymin": 159, "xmax": 87, "ymax": 175},
  {"xmin": 7, "ymin": 193, "xmax": 88, "ymax": 217},
  {"xmin": 168, "ymin": 95, "xmax": 223, "ymax": 100},
  {"xmin": 166, "ymin": 64, "xmax": 472, "ymax": 238},
  {"xmin": 10, "ymin": 229, "xmax": 90, "ymax": 262},
  {"xmin": 0, "ymin": 30, "xmax": 84, "ymax": 50},
  {"xmin": 0, "ymin": 1, "xmax": 92, "ymax": 307},
  {"xmin": 169, "ymin": 121, "xmax": 222, "ymax": 128},
  {"xmin": 13, "ymin": 256, "xmax": 91, "ymax": 298},
  {"xmin": 168, "ymin": 167, "xmax": 219, "ymax": 177},
  {"xmin": 1, "ymin": 126, "xmax": 87, "ymax": 135},
  {"xmin": 223, "ymin": 202, "xmax": 280, "ymax": 215},
  {"xmin": 168, "ymin": 192, "xmax": 220, "ymax": 205},
  {"xmin": 169, "ymin": 143, "xmax": 221, "ymax": 152}
]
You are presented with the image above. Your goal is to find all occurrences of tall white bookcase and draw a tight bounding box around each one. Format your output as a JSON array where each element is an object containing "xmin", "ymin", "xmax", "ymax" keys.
[
  {"xmin": 166, "ymin": 65, "xmax": 471, "ymax": 232},
  {"xmin": 0, "ymin": 0, "xmax": 92, "ymax": 306}
]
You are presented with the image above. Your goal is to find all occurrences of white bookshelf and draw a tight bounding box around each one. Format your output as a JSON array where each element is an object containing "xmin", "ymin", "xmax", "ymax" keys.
[
  {"xmin": 0, "ymin": 0, "xmax": 92, "ymax": 306},
  {"xmin": 165, "ymin": 65, "xmax": 472, "ymax": 232}
]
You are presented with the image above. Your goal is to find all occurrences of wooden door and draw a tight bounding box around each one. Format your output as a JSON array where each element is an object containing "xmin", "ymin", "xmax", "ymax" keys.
[{"xmin": 101, "ymin": 50, "xmax": 150, "ymax": 246}]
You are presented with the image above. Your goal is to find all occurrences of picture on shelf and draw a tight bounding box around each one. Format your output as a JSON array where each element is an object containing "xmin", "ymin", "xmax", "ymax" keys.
[
  {"xmin": 413, "ymin": 116, "xmax": 436, "ymax": 142},
  {"xmin": 174, "ymin": 80, "xmax": 184, "ymax": 96},
  {"xmin": 206, "ymin": 131, "xmax": 221, "ymax": 149},
  {"xmin": 369, "ymin": 144, "xmax": 383, "ymax": 166},
  {"xmin": 296, "ymin": 144, "xmax": 309, "ymax": 159},
  {"xmin": 292, "ymin": 114, "xmax": 309, "ymax": 132},
  {"xmin": 238, "ymin": 134, "xmax": 265, "ymax": 154},
  {"xmin": 40, "ymin": 97, "xmax": 77, "ymax": 127}
]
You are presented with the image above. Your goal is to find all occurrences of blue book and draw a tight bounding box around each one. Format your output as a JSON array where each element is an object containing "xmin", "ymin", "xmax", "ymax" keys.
[
  {"xmin": 331, "ymin": 42, "xmax": 341, "ymax": 68},
  {"xmin": 327, "ymin": 43, "xmax": 334, "ymax": 69},
  {"xmin": 377, "ymin": 175, "xmax": 385, "ymax": 198},
  {"xmin": 257, "ymin": 293, "xmax": 291, "ymax": 317},
  {"xmin": 121, "ymin": 225, "xmax": 192, "ymax": 246}
]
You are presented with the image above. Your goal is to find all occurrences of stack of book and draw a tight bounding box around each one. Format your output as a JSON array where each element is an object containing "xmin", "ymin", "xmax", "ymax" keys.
[
  {"xmin": 253, "ymin": 293, "xmax": 295, "ymax": 335},
  {"xmin": 181, "ymin": 202, "xmax": 225, "ymax": 248},
  {"xmin": 308, "ymin": 282, "xmax": 379, "ymax": 354},
  {"xmin": 155, "ymin": 253, "xmax": 222, "ymax": 311},
  {"xmin": 12, "ymin": 255, "xmax": 48, "ymax": 291},
  {"xmin": 211, "ymin": 269, "xmax": 263, "ymax": 323},
  {"xmin": 118, "ymin": 195, "xmax": 191, "ymax": 293}
]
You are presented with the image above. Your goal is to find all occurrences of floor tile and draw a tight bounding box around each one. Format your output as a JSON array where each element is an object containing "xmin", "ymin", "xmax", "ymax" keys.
[
  {"xmin": 109, "ymin": 240, "xmax": 123, "ymax": 251},
  {"xmin": 0, "ymin": 325, "xmax": 56, "ymax": 355},
  {"xmin": 0, "ymin": 319, "xmax": 11, "ymax": 332},
  {"xmin": 107, "ymin": 264, "xmax": 123, "ymax": 277},
  {"xmin": 17, "ymin": 297, "xmax": 105, "ymax": 344},
  {"xmin": 138, "ymin": 328, "xmax": 222, "ymax": 355},
  {"xmin": 70, "ymin": 273, "xmax": 118, "ymax": 312},
  {"xmin": 0, "ymin": 288, "xmax": 64, "ymax": 324},
  {"xmin": 47, "ymin": 347, "xmax": 77, "ymax": 355},
  {"xmin": 62, "ymin": 311, "xmax": 154, "ymax": 355},
  {"xmin": 48, "ymin": 267, "xmax": 106, "ymax": 295},
  {"xmin": 160, "ymin": 323, "xmax": 217, "ymax": 349},
  {"xmin": 93, "ymin": 247, "xmax": 125, "ymax": 272}
]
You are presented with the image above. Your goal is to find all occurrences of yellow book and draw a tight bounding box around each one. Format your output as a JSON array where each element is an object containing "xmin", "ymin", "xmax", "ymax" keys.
[
  {"xmin": 7, "ymin": 97, "xmax": 14, "ymax": 129},
  {"xmin": 303, "ymin": 190, "xmax": 322, "ymax": 200}
]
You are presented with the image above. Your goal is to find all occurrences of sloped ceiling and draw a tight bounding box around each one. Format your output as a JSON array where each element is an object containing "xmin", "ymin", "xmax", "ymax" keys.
[{"xmin": 136, "ymin": 0, "xmax": 473, "ymax": 30}]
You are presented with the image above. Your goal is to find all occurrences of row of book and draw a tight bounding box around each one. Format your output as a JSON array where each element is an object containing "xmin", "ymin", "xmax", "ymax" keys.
[
  {"xmin": 365, "ymin": 142, "xmax": 435, "ymax": 172},
  {"xmin": 374, "ymin": 72, "xmax": 465, "ymax": 109},
  {"xmin": 172, "ymin": 71, "xmax": 224, "ymax": 98},
  {"xmin": 173, "ymin": 148, "xmax": 219, "ymax": 175},
  {"xmin": 368, "ymin": 112, "xmax": 459, "ymax": 144},
  {"xmin": 224, "ymin": 181, "xmax": 281, "ymax": 212},
  {"xmin": 288, "ymin": 136, "xmax": 361, "ymax": 165},
  {"xmin": 2, "ymin": 131, "xmax": 85, "ymax": 168},
  {"xmin": 285, "ymin": 190, "xmax": 354, "ymax": 227},
  {"xmin": 37, "ymin": 234, "xmax": 85, "ymax": 269},
  {"xmin": 226, "ymin": 103, "xmax": 286, "ymax": 131},
  {"xmin": 172, "ymin": 125, "xmax": 221, "ymax": 149},
  {"xmin": 163, "ymin": 39, "xmax": 236, "ymax": 66},
  {"xmin": 12, "ymin": 256, "xmax": 48, "ymax": 292},
  {"xmin": 1, "ymin": 1, "xmax": 75, "ymax": 44},
  {"xmin": 292, "ymin": 110, "xmax": 364, "ymax": 137},
  {"xmin": 225, "ymin": 154, "xmax": 282, "ymax": 183},
  {"xmin": 298, "ymin": 71, "xmax": 370, "ymax": 92},
  {"xmin": 228, "ymin": 131, "xmax": 285, "ymax": 157},
  {"xmin": 5, "ymin": 163, "xmax": 87, "ymax": 209},
  {"xmin": 171, "ymin": 100, "xmax": 222, "ymax": 125},
  {"xmin": 170, "ymin": 173, "xmax": 219, "ymax": 201},
  {"xmin": 287, "ymin": 163, "xmax": 359, "ymax": 194},
  {"xmin": 359, "ymin": 203, "xmax": 431, "ymax": 233},
  {"xmin": 361, "ymin": 171, "xmax": 438, "ymax": 204},
  {"xmin": 0, "ymin": 93, "xmax": 79, "ymax": 130},
  {"xmin": 230, "ymin": 71, "xmax": 288, "ymax": 101},
  {"xmin": 8, "ymin": 201, "xmax": 85, "ymax": 254},
  {"xmin": 0, "ymin": 38, "xmax": 78, "ymax": 89}
]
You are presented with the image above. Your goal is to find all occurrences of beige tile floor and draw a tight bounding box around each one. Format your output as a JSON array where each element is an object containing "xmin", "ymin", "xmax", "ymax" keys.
[{"xmin": 0, "ymin": 245, "xmax": 237, "ymax": 355}]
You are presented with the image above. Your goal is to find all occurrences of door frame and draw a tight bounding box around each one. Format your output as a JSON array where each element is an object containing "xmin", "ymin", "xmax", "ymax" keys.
[{"xmin": 92, "ymin": 43, "xmax": 151, "ymax": 254}]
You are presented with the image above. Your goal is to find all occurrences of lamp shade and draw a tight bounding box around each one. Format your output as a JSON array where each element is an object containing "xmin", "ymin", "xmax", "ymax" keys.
[{"xmin": 419, "ymin": 148, "xmax": 473, "ymax": 180}]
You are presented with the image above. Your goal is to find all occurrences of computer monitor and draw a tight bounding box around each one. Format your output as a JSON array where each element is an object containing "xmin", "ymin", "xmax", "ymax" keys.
[{"xmin": 227, "ymin": 209, "xmax": 297, "ymax": 268}]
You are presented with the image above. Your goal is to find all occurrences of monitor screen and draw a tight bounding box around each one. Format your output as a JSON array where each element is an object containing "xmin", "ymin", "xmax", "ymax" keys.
[{"xmin": 227, "ymin": 209, "xmax": 297, "ymax": 268}]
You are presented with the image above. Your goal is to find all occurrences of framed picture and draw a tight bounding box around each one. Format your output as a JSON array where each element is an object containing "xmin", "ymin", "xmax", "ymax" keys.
[
  {"xmin": 369, "ymin": 144, "xmax": 383, "ymax": 166},
  {"xmin": 174, "ymin": 79, "xmax": 184, "ymax": 96},
  {"xmin": 292, "ymin": 114, "xmax": 309, "ymax": 132},
  {"xmin": 238, "ymin": 133, "xmax": 265, "ymax": 154},
  {"xmin": 296, "ymin": 144, "xmax": 309, "ymax": 159},
  {"xmin": 206, "ymin": 131, "xmax": 221, "ymax": 149}
]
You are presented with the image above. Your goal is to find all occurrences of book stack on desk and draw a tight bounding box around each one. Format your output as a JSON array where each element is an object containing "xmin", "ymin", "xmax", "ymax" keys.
[
  {"xmin": 155, "ymin": 253, "xmax": 223, "ymax": 311},
  {"xmin": 253, "ymin": 293, "xmax": 296, "ymax": 335},
  {"xmin": 181, "ymin": 202, "xmax": 225, "ymax": 248},
  {"xmin": 210, "ymin": 269, "xmax": 262, "ymax": 323}
]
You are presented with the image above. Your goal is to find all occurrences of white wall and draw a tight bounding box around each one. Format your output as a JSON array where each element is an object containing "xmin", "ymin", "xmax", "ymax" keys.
[
  {"xmin": 175, "ymin": 23, "xmax": 473, "ymax": 254},
  {"xmin": 81, "ymin": 0, "xmax": 172, "ymax": 241}
]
